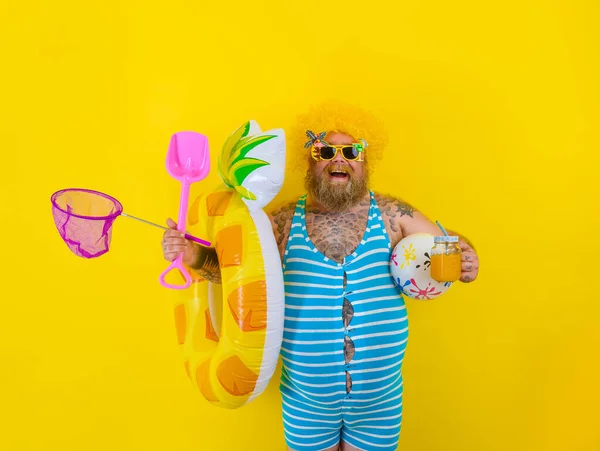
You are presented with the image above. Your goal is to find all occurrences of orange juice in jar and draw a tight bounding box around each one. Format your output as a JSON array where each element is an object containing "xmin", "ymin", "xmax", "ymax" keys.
[{"xmin": 430, "ymin": 236, "xmax": 462, "ymax": 282}]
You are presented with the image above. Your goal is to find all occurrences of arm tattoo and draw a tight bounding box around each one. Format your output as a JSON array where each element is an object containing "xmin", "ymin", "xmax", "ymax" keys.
[
  {"xmin": 270, "ymin": 202, "xmax": 296, "ymax": 256},
  {"xmin": 374, "ymin": 193, "xmax": 417, "ymax": 235},
  {"xmin": 191, "ymin": 246, "xmax": 222, "ymax": 284},
  {"xmin": 394, "ymin": 200, "xmax": 416, "ymax": 217}
]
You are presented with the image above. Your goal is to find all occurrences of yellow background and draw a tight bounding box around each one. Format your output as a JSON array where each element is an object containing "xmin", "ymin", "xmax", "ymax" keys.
[{"xmin": 1, "ymin": 0, "xmax": 598, "ymax": 450}]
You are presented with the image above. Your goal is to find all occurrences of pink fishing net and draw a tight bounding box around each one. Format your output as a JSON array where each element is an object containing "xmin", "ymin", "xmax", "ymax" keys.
[{"xmin": 51, "ymin": 188, "xmax": 123, "ymax": 258}]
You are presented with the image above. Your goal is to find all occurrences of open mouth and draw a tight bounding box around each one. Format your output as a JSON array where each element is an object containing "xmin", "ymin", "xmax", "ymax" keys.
[{"xmin": 328, "ymin": 170, "xmax": 349, "ymax": 180}]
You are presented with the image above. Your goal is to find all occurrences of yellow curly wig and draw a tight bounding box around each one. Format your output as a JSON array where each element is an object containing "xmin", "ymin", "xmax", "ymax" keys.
[{"xmin": 286, "ymin": 99, "xmax": 389, "ymax": 175}]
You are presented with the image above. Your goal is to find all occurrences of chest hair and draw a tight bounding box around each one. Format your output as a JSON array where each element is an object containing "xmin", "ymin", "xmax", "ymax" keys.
[{"xmin": 305, "ymin": 201, "xmax": 370, "ymax": 263}]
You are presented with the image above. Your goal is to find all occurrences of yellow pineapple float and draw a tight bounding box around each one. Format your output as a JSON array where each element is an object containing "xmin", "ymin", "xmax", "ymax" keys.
[{"xmin": 174, "ymin": 120, "xmax": 286, "ymax": 409}]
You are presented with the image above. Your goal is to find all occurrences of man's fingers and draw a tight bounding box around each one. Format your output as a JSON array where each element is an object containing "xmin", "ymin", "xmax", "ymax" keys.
[
  {"xmin": 164, "ymin": 246, "xmax": 187, "ymax": 260},
  {"xmin": 164, "ymin": 252, "xmax": 182, "ymax": 262},
  {"xmin": 459, "ymin": 241, "xmax": 472, "ymax": 251},
  {"xmin": 163, "ymin": 218, "xmax": 190, "ymax": 263},
  {"xmin": 461, "ymin": 262, "xmax": 478, "ymax": 272},
  {"xmin": 460, "ymin": 274, "xmax": 476, "ymax": 283},
  {"xmin": 461, "ymin": 252, "xmax": 478, "ymax": 262},
  {"xmin": 163, "ymin": 234, "xmax": 185, "ymax": 243},
  {"xmin": 163, "ymin": 228, "xmax": 186, "ymax": 240},
  {"xmin": 165, "ymin": 242, "xmax": 187, "ymax": 252},
  {"xmin": 162, "ymin": 239, "xmax": 184, "ymax": 249}
]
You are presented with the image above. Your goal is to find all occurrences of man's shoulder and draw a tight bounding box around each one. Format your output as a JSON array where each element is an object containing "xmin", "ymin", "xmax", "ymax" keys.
[
  {"xmin": 372, "ymin": 191, "xmax": 422, "ymax": 245},
  {"xmin": 267, "ymin": 197, "xmax": 301, "ymax": 257},
  {"xmin": 269, "ymin": 199, "xmax": 298, "ymax": 224},
  {"xmin": 373, "ymin": 191, "xmax": 444, "ymax": 245},
  {"xmin": 267, "ymin": 196, "xmax": 303, "ymax": 238},
  {"xmin": 373, "ymin": 192, "xmax": 417, "ymax": 220}
]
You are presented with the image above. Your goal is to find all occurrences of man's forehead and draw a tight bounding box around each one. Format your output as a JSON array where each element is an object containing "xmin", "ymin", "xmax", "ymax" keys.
[{"xmin": 325, "ymin": 131, "xmax": 355, "ymax": 144}]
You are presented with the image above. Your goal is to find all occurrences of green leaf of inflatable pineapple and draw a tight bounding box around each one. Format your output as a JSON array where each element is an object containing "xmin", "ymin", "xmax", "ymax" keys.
[{"xmin": 217, "ymin": 121, "xmax": 275, "ymax": 200}]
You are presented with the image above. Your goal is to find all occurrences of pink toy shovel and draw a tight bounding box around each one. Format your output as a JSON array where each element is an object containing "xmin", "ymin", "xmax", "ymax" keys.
[{"xmin": 159, "ymin": 132, "xmax": 211, "ymax": 290}]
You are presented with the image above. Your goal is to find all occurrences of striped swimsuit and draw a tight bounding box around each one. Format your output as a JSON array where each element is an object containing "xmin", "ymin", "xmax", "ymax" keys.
[{"xmin": 280, "ymin": 192, "xmax": 409, "ymax": 451}]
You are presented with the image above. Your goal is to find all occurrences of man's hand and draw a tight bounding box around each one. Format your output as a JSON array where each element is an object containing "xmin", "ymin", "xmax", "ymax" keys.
[
  {"xmin": 459, "ymin": 240, "xmax": 479, "ymax": 283},
  {"xmin": 162, "ymin": 218, "xmax": 200, "ymax": 266}
]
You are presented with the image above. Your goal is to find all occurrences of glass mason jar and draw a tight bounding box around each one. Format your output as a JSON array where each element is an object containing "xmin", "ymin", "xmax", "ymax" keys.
[{"xmin": 430, "ymin": 236, "xmax": 462, "ymax": 282}]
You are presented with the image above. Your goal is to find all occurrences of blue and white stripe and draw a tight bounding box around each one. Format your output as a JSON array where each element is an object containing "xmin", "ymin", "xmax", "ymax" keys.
[{"xmin": 280, "ymin": 192, "xmax": 408, "ymax": 451}]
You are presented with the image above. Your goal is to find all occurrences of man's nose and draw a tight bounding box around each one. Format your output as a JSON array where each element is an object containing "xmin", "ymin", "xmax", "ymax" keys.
[{"xmin": 332, "ymin": 148, "xmax": 346, "ymax": 163}]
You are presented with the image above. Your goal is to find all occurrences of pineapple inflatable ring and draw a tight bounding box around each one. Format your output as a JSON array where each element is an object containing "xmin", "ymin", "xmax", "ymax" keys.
[{"xmin": 173, "ymin": 121, "xmax": 286, "ymax": 409}]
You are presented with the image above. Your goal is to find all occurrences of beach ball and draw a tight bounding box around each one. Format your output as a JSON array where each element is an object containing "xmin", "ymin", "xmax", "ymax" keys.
[{"xmin": 390, "ymin": 233, "xmax": 454, "ymax": 300}]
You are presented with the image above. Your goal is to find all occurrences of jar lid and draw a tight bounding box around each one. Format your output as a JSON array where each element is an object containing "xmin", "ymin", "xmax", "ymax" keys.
[{"xmin": 434, "ymin": 235, "xmax": 459, "ymax": 243}]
